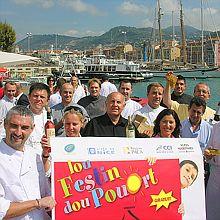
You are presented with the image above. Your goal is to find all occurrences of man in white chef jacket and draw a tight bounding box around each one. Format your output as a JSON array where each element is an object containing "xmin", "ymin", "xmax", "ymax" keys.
[{"xmin": 0, "ymin": 105, "xmax": 56, "ymax": 220}]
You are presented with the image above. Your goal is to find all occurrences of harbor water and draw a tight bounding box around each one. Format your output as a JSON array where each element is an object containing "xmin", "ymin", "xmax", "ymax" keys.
[{"xmin": 131, "ymin": 72, "xmax": 220, "ymax": 110}]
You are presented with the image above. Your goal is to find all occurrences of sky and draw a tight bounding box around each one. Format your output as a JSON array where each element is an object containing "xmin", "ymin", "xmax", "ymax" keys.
[{"xmin": 0, "ymin": 0, "xmax": 219, "ymax": 41}]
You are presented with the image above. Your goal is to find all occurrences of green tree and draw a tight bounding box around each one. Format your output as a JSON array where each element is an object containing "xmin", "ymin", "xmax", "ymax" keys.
[{"xmin": 0, "ymin": 22, "xmax": 16, "ymax": 52}]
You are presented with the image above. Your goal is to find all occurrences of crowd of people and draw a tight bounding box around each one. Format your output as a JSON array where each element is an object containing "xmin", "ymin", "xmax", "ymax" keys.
[{"xmin": 0, "ymin": 73, "xmax": 219, "ymax": 219}]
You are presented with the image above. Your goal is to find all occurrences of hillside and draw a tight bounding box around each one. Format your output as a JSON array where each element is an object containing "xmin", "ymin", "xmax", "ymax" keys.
[{"xmin": 16, "ymin": 25, "xmax": 216, "ymax": 51}]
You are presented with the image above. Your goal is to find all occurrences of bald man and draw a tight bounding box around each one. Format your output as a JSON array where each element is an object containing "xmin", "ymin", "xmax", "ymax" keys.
[
  {"xmin": 82, "ymin": 92, "xmax": 127, "ymax": 137},
  {"xmin": 51, "ymin": 83, "xmax": 89, "ymax": 136}
]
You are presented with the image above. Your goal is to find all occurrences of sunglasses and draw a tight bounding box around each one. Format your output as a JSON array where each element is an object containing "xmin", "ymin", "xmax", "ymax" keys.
[{"xmin": 64, "ymin": 106, "xmax": 83, "ymax": 115}]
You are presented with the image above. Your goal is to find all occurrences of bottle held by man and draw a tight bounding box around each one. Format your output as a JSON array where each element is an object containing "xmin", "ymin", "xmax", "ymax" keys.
[
  {"xmin": 166, "ymin": 71, "xmax": 177, "ymax": 89},
  {"xmin": 126, "ymin": 116, "xmax": 135, "ymax": 138},
  {"xmin": 45, "ymin": 107, "xmax": 55, "ymax": 150}
]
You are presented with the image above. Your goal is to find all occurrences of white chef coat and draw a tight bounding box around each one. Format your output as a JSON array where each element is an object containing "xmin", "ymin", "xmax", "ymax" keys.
[
  {"xmin": 100, "ymin": 81, "xmax": 117, "ymax": 97},
  {"xmin": 25, "ymin": 109, "xmax": 48, "ymax": 155},
  {"xmin": 0, "ymin": 139, "xmax": 51, "ymax": 220},
  {"xmin": 121, "ymin": 99, "xmax": 142, "ymax": 119},
  {"xmin": 72, "ymin": 85, "xmax": 86, "ymax": 103},
  {"xmin": 132, "ymin": 104, "xmax": 165, "ymax": 126},
  {"xmin": 0, "ymin": 95, "xmax": 16, "ymax": 122}
]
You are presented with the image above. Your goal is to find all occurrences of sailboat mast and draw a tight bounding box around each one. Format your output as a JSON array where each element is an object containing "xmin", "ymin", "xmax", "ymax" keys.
[
  {"xmin": 172, "ymin": 11, "xmax": 175, "ymax": 61},
  {"xmin": 201, "ymin": 0, "xmax": 204, "ymax": 65},
  {"xmin": 172, "ymin": 11, "xmax": 175, "ymax": 41},
  {"xmin": 152, "ymin": 7, "xmax": 157, "ymax": 61},
  {"xmin": 180, "ymin": 0, "xmax": 187, "ymax": 64},
  {"xmin": 157, "ymin": 0, "xmax": 163, "ymax": 62}
]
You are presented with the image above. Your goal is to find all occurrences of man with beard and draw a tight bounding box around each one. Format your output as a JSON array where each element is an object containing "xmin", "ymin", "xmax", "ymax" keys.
[{"xmin": 0, "ymin": 106, "xmax": 56, "ymax": 219}]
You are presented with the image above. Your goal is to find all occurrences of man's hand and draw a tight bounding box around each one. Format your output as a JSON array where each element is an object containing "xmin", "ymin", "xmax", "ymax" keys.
[
  {"xmin": 163, "ymin": 72, "xmax": 174, "ymax": 109},
  {"xmin": 41, "ymin": 135, "xmax": 51, "ymax": 156},
  {"xmin": 204, "ymin": 148, "xmax": 216, "ymax": 160},
  {"xmin": 38, "ymin": 196, "xmax": 56, "ymax": 211},
  {"xmin": 142, "ymin": 128, "xmax": 154, "ymax": 137},
  {"xmin": 166, "ymin": 71, "xmax": 177, "ymax": 89},
  {"xmin": 178, "ymin": 203, "xmax": 185, "ymax": 215},
  {"xmin": 146, "ymin": 157, "xmax": 157, "ymax": 165}
]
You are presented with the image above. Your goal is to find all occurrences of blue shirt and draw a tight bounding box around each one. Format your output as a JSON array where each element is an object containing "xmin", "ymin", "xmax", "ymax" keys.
[{"xmin": 180, "ymin": 119, "xmax": 212, "ymax": 151}]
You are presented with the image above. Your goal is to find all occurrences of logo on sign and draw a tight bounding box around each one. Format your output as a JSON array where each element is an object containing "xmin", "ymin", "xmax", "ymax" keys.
[
  {"xmin": 178, "ymin": 143, "xmax": 194, "ymax": 153},
  {"xmin": 64, "ymin": 144, "xmax": 75, "ymax": 153},
  {"xmin": 87, "ymin": 147, "xmax": 115, "ymax": 155},
  {"xmin": 156, "ymin": 145, "xmax": 173, "ymax": 154},
  {"xmin": 123, "ymin": 146, "xmax": 143, "ymax": 155}
]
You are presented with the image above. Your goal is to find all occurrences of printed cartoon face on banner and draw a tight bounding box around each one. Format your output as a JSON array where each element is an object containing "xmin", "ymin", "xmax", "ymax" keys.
[{"xmin": 54, "ymin": 159, "xmax": 182, "ymax": 220}]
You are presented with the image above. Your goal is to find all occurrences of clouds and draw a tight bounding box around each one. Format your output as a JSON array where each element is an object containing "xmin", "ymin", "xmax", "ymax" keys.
[
  {"xmin": 63, "ymin": 29, "xmax": 80, "ymax": 37},
  {"xmin": 63, "ymin": 29, "xmax": 105, "ymax": 37},
  {"xmin": 4, "ymin": 0, "xmax": 220, "ymax": 40},
  {"xmin": 117, "ymin": 0, "xmax": 179, "ymax": 17},
  {"xmin": 184, "ymin": 7, "xmax": 220, "ymax": 31},
  {"xmin": 117, "ymin": 1, "xmax": 148, "ymax": 15},
  {"xmin": 12, "ymin": 0, "xmax": 104, "ymax": 15},
  {"xmin": 160, "ymin": 0, "xmax": 179, "ymax": 12},
  {"xmin": 58, "ymin": 0, "xmax": 104, "ymax": 16},
  {"xmin": 13, "ymin": 0, "xmax": 54, "ymax": 9}
]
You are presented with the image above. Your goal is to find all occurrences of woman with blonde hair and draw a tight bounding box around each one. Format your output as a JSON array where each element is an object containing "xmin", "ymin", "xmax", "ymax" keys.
[{"xmin": 41, "ymin": 106, "xmax": 86, "ymax": 174}]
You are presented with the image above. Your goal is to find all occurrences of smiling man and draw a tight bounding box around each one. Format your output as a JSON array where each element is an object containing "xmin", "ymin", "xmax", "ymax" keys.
[
  {"xmin": 25, "ymin": 83, "xmax": 51, "ymax": 154},
  {"xmin": 180, "ymin": 96, "xmax": 212, "ymax": 152},
  {"xmin": 133, "ymin": 83, "xmax": 165, "ymax": 125},
  {"xmin": 171, "ymin": 75, "xmax": 192, "ymax": 104},
  {"xmin": 0, "ymin": 81, "xmax": 16, "ymax": 124},
  {"xmin": 0, "ymin": 106, "xmax": 56, "ymax": 220},
  {"xmin": 82, "ymin": 92, "xmax": 127, "ymax": 137},
  {"xmin": 78, "ymin": 78, "xmax": 106, "ymax": 119},
  {"xmin": 163, "ymin": 72, "xmax": 215, "ymax": 122},
  {"xmin": 119, "ymin": 79, "xmax": 141, "ymax": 119}
]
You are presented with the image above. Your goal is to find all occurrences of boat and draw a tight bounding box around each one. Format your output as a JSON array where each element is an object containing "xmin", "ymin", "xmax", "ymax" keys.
[
  {"xmin": 143, "ymin": 0, "xmax": 219, "ymax": 78},
  {"xmin": 60, "ymin": 54, "xmax": 153, "ymax": 82},
  {"xmin": 81, "ymin": 55, "xmax": 153, "ymax": 82},
  {"xmin": 143, "ymin": 61, "xmax": 219, "ymax": 78}
]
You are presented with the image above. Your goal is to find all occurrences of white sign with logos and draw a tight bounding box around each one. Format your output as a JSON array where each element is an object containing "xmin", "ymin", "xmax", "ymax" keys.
[{"xmin": 51, "ymin": 137, "xmax": 206, "ymax": 220}]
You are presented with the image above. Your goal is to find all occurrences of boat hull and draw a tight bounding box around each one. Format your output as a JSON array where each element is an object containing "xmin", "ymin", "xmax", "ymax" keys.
[
  {"xmin": 77, "ymin": 70, "xmax": 153, "ymax": 82},
  {"xmin": 148, "ymin": 68, "xmax": 219, "ymax": 78}
]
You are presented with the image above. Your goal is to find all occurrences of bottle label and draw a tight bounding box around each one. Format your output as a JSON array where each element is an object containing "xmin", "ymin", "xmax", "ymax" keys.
[
  {"xmin": 46, "ymin": 128, "xmax": 55, "ymax": 146},
  {"xmin": 46, "ymin": 128, "xmax": 55, "ymax": 138},
  {"xmin": 126, "ymin": 130, "xmax": 135, "ymax": 138}
]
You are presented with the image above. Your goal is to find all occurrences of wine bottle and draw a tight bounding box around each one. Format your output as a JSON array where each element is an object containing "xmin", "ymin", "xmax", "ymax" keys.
[
  {"xmin": 126, "ymin": 116, "xmax": 135, "ymax": 138},
  {"xmin": 45, "ymin": 107, "xmax": 55, "ymax": 149}
]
